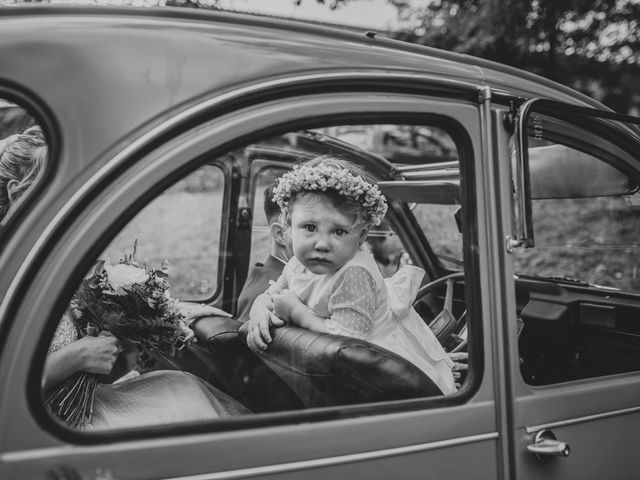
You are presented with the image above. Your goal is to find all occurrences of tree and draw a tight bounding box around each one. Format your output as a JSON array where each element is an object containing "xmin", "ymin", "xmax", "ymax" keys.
[{"xmin": 307, "ymin": 0, "xmax": 640, "ymax": 113}]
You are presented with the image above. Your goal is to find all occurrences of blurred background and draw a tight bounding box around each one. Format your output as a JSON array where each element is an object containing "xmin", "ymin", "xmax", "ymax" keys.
[
  {"xmin": 2, "ymin": 0, "xmax": 638, "ymax": 114},
  {"xmin": 1, "ymin": 0, "xmax": 638, "ymax": 296}
]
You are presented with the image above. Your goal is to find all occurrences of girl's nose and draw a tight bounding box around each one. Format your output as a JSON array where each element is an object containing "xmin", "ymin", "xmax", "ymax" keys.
[{"xmin": 313, "ymin": 235, "xmax": 330, "ymax": 251}]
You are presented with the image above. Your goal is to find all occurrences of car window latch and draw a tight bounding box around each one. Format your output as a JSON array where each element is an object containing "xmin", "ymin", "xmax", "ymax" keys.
[{"xmin": 526, "ymin": 429, "xmax": 571, "ymax": 461}]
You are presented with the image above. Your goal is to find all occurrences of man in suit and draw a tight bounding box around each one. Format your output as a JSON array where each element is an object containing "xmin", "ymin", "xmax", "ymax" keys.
[{"xmin": 236, "ymin": 183, "xmax": 293, "ymax": 322}]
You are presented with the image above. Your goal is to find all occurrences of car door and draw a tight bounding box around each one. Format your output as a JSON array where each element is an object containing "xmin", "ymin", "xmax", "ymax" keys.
[
  {"xmin": 1, "ymin": 82, "xmax": 504, "ymax": 479},
  {"xmin": 502, "ymin": 99, "xmax": 640, "ymax": 479}
]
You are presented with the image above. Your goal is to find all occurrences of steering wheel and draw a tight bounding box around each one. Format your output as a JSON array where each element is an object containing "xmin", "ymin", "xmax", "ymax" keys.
[{"xmin": 413, "ymin": 272, "xmax": 466, "ymax": 352}]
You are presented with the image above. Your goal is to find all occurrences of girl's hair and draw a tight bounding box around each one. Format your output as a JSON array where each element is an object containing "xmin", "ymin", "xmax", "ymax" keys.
[
  {"xmin": 273, "ymin": 155, "xmax": 387, "ymax": 227},
  {"xmin": 0, "ymin": 126, "xmax": 47, "ymax": 220},
  {"xmin": 289, "ymin": 188, "xmax": 364, "ymax": 225}
]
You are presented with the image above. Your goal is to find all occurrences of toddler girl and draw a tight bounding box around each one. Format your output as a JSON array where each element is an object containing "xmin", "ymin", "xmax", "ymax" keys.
[{"xmin": 243, "ymin": 156, "xmax": 456, "ymax": 395}]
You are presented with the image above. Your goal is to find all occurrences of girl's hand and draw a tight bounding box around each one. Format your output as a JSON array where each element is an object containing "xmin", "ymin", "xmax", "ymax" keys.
[
  {"xmin": 74, "ymin": 332, "xmax": 121, "ymax": 375},
  {"xmin": 270, "ymin": 289, "xmax": 303, "ymax": 323},
  {"xmin": 448, "ymin": 352, "xmax": 469, "ymax": 389},
  {"xmin": 241, "ymin": 293, "xmax": 285, "ymax": 351}
]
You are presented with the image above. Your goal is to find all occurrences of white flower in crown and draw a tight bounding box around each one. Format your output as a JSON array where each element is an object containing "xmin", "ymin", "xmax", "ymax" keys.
[{"xmin": 273, "ymin": 164, "xmax": 388, "ymax": 226}]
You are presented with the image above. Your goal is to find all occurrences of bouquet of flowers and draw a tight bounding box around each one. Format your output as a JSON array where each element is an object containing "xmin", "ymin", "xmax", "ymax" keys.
[{"xmin": 46, "ymin": 244, "xmax": 193, "ymax": 428}]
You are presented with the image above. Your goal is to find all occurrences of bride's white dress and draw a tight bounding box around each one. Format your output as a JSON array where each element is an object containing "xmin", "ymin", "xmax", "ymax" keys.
[{"xmin": 48, "ymin": 316, "xmax": 249, "ymax": 430}]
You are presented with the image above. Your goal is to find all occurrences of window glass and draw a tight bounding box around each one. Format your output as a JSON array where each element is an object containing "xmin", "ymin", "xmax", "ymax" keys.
[
  {"xmin": 515, "ymin": 111, "xmax": 640, "ymax": 386},
  {"xmin": 248, "ymin": 167, "xmax": 287, "ymax": 270},
  {"xmin": 320, "ymin": 125, "xmax": 458, "ymax": 164},
  {"xmin": 412, "ymin": 204, "xmax": 463, "ymax": 269},
  {"xmin": 43, "ymin": 123, "xmax": 470, "ymax": 433},
  {"xmin": 514, "ymin": 142, "xmax": 640, "ymax": 292},
  {"xmin": 102, "ymin": 164, "xmax": 224, "ymax": 300},
  {"xmin": 0, "ymin": 99, "xmax": 46, "ymax": 225}
]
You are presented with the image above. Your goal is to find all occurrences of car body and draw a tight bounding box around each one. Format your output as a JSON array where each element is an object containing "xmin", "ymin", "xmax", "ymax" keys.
[{"xmin": 0, "ymin": 6, "xmax": 639, "ymax": 480}]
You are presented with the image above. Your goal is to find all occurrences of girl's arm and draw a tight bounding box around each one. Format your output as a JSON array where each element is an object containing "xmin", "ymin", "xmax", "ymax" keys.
[
  {"xmin": 272, "ymin": 266, "xmax": 376, "ymax": 338},
  {"xmin": 241, "ymin": 272, "xmax": 290, "ymax": 351},
  {"xmin": 271, "ymin": 291, "xmax": 329, "ymax": 333},
  {"xmin": 325, "ymin": 266, "xmax": 376, "ymax": 338},
  {"xmin": 241, "ymin": 293, "xmax": 286, "ymax": 351}
]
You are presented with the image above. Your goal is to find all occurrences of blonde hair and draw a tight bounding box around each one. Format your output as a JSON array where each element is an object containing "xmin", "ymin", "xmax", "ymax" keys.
[{"xmin": 0, "ymin": 126, "xmax": 46, "ymax": 220}]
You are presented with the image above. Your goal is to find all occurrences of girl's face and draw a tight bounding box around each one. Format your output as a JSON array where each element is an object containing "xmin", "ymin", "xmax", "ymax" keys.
[{"xmin": 289, "ymin": 194, "xmax": 367, "ymax": 275}]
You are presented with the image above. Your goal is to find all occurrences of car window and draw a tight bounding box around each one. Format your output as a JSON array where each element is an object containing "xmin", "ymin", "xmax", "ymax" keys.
[
  {"xmin": 42, "ymin": 121, "xmax": 472, "ymax": 433},
  {"xmin": 515, "ymin": 109, "xmax": 640, "ymax": 386},
  {"xmin": 0, "ymin": 98, "xmax": 47, "ymax": 227},
  {"xmin": 242, "ymin": 125, "xmax": 469, "ymax": 398},
  {"xmin": 514, "ymin": 141, "xmax": 639, "ymax": 292}
]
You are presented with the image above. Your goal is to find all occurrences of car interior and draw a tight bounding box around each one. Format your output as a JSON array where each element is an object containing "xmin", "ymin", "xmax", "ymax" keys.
[{"xmin": 182, "ymin": 127, "xmax": 466, "ymax": 411}]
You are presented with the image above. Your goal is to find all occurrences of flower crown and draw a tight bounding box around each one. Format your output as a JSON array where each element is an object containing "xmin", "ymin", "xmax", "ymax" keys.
[{"xmin": 272, "ymin": 164, "xmax": 388, "ymax": 226}]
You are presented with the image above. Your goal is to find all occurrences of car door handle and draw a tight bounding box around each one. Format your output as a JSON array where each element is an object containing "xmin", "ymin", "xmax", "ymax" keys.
[{"xmin": 527, "ymin": 429, "xmax": 570, "ymax": 460}]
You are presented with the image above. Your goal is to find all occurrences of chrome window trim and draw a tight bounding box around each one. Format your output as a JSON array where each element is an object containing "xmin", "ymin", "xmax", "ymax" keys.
[
  {"xmin": 525, "ymin": 405, "xmax": 640, "ymax": 434},
  {"xmin": 165, "ymin": 432, "xmax": 499, "ymax": 480},
  {"xmin": 0, "ymin": 70, "xmax": 482, "ymax": 324},
  {"xmin": 0, "ymin": 432, "xmax": 498, "ymax": 473}
]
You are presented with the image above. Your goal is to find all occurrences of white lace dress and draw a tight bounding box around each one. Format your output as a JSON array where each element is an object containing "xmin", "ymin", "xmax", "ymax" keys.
[{"xmin": 269, "ymin": 249, "xmax": 456, "ymax": 395}]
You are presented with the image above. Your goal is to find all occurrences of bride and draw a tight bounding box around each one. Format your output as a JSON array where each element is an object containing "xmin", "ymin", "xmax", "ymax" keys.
[{"xmin": 45, "ymin": 304, "xmax": 249, "ymax": 430}]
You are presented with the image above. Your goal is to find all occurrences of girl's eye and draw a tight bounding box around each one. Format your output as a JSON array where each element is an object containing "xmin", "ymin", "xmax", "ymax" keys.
[
  {"xmin": 334, "ymin": 229, "xmax": 347, "ymax": 237},
  {"xmin": 304, "ymin": 224, "xmax": 316, "ymax": 233}
]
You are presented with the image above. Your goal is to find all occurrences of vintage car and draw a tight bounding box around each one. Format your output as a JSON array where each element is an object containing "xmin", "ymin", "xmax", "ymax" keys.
[{"xmin": 0, "ymin": 6, "xmax": 639, "ymax": 480}]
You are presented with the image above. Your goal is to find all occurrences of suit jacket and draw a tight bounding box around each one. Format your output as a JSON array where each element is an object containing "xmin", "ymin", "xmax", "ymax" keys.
[{"xmin": 236, "ymin": 255, "xmax": 285, "ymax": 322}]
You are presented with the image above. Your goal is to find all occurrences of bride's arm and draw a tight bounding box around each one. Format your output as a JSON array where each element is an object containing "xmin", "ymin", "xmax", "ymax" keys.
[{"xmin": 42, "ymin": 334, "xmax": 120, "ymax": 392}]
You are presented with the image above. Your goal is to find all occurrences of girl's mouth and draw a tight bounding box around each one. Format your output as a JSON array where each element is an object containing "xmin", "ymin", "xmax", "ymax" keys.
[{"xmin": 309, "ymin": 257, "xmax": 330, "ymax": 264}]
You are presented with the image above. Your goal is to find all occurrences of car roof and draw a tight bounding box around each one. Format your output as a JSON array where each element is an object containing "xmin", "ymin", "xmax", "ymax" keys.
[{"xmin": 0, "ymin": 6, "xmax": 605, "ymax": 175}]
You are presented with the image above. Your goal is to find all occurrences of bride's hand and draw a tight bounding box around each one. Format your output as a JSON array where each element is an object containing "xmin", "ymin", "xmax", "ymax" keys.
[
  {"xmin": 176, "ymin": 301, "xmax": 232, "ymax": 320},
  {"xmin": 74, "ymin": 333, "xmax": 121, "ymax": 375}
]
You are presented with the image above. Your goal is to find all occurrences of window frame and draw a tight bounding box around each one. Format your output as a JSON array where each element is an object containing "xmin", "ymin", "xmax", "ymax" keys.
[
  {"xmin": 512, "ymin": 99, "xmax": 640, "ymax": 387},
  {"xmin": 513, "ymin": 98, "xmax": 640, "ymax": 249},
  {"xmin": 24, "ymin": 91, "xmax": 487, "ymax": 444},
  {"xmin": 0, "ymin": 84, "xmax": 60, "ymax": 246}
]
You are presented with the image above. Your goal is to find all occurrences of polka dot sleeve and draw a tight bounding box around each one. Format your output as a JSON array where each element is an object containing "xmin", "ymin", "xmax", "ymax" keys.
[
  {"xmin": 49, "ymin": 314, "xmax": 78, "ymax": 353},
  {"xmin": 326, "ymin": 266, "xmax": 376, "ymax": 339}
]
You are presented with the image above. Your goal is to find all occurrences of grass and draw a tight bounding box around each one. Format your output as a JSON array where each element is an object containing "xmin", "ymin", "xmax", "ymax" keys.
[
  {"xmin": 102, "ymin": 190, "xmax": 223, "ymax": 301},
  {"xmin": 513, "ymin": 197, "xmax": 640, "ymax": 291},
  {"xmin": 411, "ymin": 198, "xmax": 639, "ymax": 292}
]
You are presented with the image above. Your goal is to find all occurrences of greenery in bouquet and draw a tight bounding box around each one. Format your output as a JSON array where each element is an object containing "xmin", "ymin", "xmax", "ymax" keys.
[{"xmin": 46, "ymin": 244, "xmax": 193, "ymax": 428}]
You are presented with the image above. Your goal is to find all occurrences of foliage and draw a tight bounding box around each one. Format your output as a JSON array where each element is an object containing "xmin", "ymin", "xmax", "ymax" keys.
[
  {"xmin": 73, "ymin": 257, "xmax": 190, "ymax": 361},
  {"xmin": 310, "ymin": 0, "xmax": 640, "ymax": 113}
]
